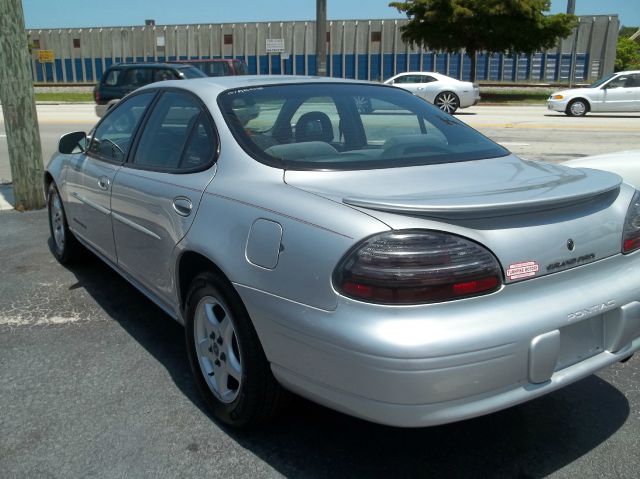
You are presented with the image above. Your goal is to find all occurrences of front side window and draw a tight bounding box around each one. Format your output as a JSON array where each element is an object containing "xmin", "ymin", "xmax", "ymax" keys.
[
  {"xmin": 607, "ymin": 75, "xmax": 630, "ymax": 89},
  {"xmin": 394, "ymin": 75, "xmax": 420, "ymax": 84},
  {"xmin": 88, "ymin": 92, "xmax": 154, "ymax": 162},
  {"xmin": 218, "ymin": 83, "xmax": 508, "ymax": 171},
  {"xmin": 132, "ymin": 91, "xmax": 215, "ymax": 171},
  {"xmin": 123, "ymin": 68, "xmax": 152, "ymax": 87},
  {"xmin": 420, "ymin": 75, "xmax": 437, "ymax": 83},
  {"xmin": 233, "ymin": 61, "xmax": 248, "ymax": 75}
]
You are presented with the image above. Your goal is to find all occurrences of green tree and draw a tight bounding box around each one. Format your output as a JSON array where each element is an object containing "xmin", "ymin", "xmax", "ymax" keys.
[
  {"xmin": 390, "ymin": 0, "xmax": 577, "ymax": 81},
  {"xmin": 615, "ymin": 37, "xmax": 640, "ymax": 71}
]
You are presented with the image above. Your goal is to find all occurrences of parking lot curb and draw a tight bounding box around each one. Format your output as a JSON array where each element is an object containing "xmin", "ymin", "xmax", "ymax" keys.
[{"xmin": 0, "ymin": 183, "xmax": 15, "ymax": 211}]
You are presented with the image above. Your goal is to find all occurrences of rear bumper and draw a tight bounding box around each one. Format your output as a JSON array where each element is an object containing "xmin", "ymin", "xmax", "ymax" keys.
[{"xmin": 236, "ymin": 252, "xmax": 640, "ymax": 427}]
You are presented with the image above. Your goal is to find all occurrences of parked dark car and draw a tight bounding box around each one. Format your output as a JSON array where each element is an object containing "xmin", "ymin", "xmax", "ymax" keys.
[
  {"xmin": 93, "ymin": 62, "xmax": 206, "ymax": 116},
  {"xmin": 177, "ymin": 58, "xmax": 249, "ymax": 77}
]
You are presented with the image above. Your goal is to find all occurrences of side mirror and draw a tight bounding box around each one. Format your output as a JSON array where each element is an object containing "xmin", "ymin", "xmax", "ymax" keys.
[{"xmin": 58, "ymin": 131, "xmax": 87, "ymax": 154}]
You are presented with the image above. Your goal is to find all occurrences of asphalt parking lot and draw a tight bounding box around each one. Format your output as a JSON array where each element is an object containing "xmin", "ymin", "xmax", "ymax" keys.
[
  {"xmin": 1, "ymin": 104, "xmax": 640, "ymax": 478},
  {"xmin": 1, "ymin": 201, "xmax": 640, "ymax": 478}
]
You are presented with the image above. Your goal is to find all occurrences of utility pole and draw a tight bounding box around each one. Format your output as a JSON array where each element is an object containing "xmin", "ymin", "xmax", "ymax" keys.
[
  {"xmin": 315, "ymin": 0, "xmax": 327, "ymax": 76},
  {"xmin": 0, "ymin": 0, "xmax": 45, "ymax": 210},
  {"xmin": 567, "ymin": 0, "xmax": 576, "ymax": 15}
]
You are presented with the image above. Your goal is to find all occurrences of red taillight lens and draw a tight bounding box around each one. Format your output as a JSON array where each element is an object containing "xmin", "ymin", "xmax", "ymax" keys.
[
  {"xmin": 622, "ymin": 190, "xmax": 640, "ymax": 254},
  {"xmin": 333, "ymin": 230, "xmax": 502, "ymax": 304},
  {"xmin": 94, "ymin": 87, "xmax": 100, "ymax": 103}
]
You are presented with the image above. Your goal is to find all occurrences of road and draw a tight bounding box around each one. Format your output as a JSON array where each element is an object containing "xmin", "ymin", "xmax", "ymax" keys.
[{"xmin": 1, "ymin": 103, "xmax": 640, "ymax": 183}]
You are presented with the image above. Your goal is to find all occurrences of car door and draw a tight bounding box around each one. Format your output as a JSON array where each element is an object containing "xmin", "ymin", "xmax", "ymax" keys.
[
  {"xmin": 416, "ymin": 74, "xmax": 440, "ymax": 103},
  {"xmin": 629, "ymin": 73, "xmax": 640, "ymax": 111},
  {"xmin": 600, "ymin": 74, "xmax": 636, "ymax": 111},
  {"xmin": 392, "ymin": 74, "xmax": 422, "ymax": 95},
  {"xmin": 110, "ymin": 90, "xmax": 218, "ymax": 306},
  {"xmin": 64, "ymin": 92, "xmax": 156, "ymax": 262}
]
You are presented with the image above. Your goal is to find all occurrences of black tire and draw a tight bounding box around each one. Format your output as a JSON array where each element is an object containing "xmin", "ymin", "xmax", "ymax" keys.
[
  {"xmin": 434, "ymin": 91, "xmax": 460, "ymax": 114},
  {"xmin": 185, "ymin": 271, "xmax": 288, "ymax": 427},
  {"xmin": 566, "ymin": 98, "xmax": 589, "ymax": 117},
  {"xmin": 47, "ymin": 182, "xmax": 82, "ymax": 264}
]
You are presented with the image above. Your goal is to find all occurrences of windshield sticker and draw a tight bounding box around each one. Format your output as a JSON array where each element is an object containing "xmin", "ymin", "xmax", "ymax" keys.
[{"xmin": 506, "ymin": 261, "xmax": 539, "ymax": 280}]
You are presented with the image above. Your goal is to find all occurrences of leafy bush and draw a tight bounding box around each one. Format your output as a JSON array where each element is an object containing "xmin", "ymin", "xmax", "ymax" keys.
[{"xmin": 615, "ymin": 37, "xmax": 640, "ymax": 71}]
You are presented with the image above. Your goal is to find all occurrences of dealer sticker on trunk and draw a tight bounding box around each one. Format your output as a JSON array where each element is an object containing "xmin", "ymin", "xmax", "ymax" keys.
[{"xmin": 506, "ymin": 261, "xmax": 539, "ymax": 280}]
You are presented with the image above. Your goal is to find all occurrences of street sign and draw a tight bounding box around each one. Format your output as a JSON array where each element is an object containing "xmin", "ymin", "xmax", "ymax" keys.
[
  {"xmin": 265, "ymin": 38, "xmax": 285, "ymax": 53},
  {"xmin": 37, "ymin": 50, "xmax": 54, "ymax": 63}
]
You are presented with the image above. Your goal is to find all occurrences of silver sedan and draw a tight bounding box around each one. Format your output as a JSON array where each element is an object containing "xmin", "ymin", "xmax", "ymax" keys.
[
  {"xmin": 45, "ymin": 76, "xmax": 640, "ymax": 428},
  {"xmin": 384, "ymin": 71, "xmax": 480, "ymax": 114}
]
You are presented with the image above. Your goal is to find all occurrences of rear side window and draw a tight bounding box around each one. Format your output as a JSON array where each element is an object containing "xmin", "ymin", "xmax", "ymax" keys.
[
  {"xmin": 103, "ymin": 69, "xmax": 121, "ymax": 86},
  {"xmin": 154, "ymin": 69, "xmax": 177, "ymax": 82},
  {"xmin": 88, "ymin": 92, "xmax": 155, "ymax": 162},
  {"xmin": 123, "ymin": 68, "xmax": 152, "ymax": 87},
  {"xmin": 132, "ymin": 91, "xmax": 215, "ymax": 171}
]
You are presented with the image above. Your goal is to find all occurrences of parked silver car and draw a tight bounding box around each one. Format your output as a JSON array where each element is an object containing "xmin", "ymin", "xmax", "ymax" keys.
[
  {"xmin": 45, "ymin": 76, "xmax": 640, "ymax": 428},
  {"xmin": 384, "ymin": 71, "xmax": 480, "ymax": 114},
  {"xmin": 547, "ymin": 70, "xmax": 640, "ymax": 116}
]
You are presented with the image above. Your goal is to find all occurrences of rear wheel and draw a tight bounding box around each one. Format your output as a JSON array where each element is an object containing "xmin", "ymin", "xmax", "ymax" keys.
[
  {"xmin": 47, "ymin": 182, "xmax": 82, "ymax": 264},
  {"xmin": 185, "ymin": 272, "xmax": 288, "ymax": 427},
  {"xmin": 434, "ymin": 91, "xmax": 460, "ymax": 114},
  {"xmin": 566, "ymin": 98, "xmax": 588, "ymax": 117}
]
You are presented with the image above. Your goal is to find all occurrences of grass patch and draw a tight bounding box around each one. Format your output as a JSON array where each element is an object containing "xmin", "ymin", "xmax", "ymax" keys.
[
  {"xmin": 35, "ymin": 92, "xmax": 93, "ymax": 102},
  {"xmin": 480, "ymin": 91, "xmax": 550, "ymax": 104}
]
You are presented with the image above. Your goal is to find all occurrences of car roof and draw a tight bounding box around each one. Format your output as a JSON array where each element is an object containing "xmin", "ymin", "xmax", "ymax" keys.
[
  {"xmin": 110, "ymin": 62, "xmax": 197, "ymax": 69},
  {"xmin": 175, "ymin": 59, "xmax": 244, "ymax": 63},
  {"xmin": 137, "ymin": 75, "xmax": 379, "ymax": 96},
  {"xmin": 395, "ymin": 71, "xmax": 451, "ymax": 78}
]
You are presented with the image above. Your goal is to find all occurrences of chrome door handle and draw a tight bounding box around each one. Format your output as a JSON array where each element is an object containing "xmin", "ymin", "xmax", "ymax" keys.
[
  {"xmin": 97, "ymin": 176, "xmax": 111, "ymax": 191},
  {"xmin": 172, "ymin": 196, "xmax": 193, "ymax": 217}
]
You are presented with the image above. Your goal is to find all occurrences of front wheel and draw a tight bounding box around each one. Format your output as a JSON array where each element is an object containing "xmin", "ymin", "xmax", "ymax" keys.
[
  {"xmin": 566, "ymin": 98, "xmax": 588, "ymax": 117},
  {"xmin": 185, "ymin": 272, "xmax": 288, "ymax": 427},
  {"xmin": 434, "ymin": 91, "xmax": 460, "ymax": 114}
]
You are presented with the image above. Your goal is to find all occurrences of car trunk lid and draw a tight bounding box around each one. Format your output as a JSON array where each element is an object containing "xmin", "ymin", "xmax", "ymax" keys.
[{"xmin": 285, "ymin": 155, "xmax": 628, "ymax": 283}]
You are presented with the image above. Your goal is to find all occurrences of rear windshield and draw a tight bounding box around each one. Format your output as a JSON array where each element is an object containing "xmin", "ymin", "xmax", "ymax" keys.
[
  {"xmin": 177, "ymin": 66, "xmax": 208, "ymax": 79},
  {"xmin": 218, "ymin": 83, "xmax": 508, "ymax": 171}
]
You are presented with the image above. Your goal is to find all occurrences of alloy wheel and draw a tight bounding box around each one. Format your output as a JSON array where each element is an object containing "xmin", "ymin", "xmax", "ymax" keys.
[
  {"xmin": 435, "ymin": 92, "xmax": 459, "ymax": 114},
  {"xmin": 193, "ymin": 295, "xmax": 243, "ymax": 404}
]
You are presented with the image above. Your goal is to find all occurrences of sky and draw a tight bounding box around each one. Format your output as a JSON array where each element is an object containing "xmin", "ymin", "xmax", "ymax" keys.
[{"xmin": 22, "ymin": 0, "xmax": 640, "ymax": 30}]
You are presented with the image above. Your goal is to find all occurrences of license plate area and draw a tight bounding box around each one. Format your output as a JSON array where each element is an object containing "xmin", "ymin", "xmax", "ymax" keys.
[{"xmin": 556, "ymin": 316, "xmax": 604, "ymax": 370}]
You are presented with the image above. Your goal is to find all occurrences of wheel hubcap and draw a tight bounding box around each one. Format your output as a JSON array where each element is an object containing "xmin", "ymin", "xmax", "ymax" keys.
[
  {"xmin": 49, "ymin": 191, "xmax": 65, "ymax": 253},
  {"xmin": 194, "ymin": 296, "xmax": 242, "ymax": 403},
  {"xmin": 571, "ymin": 102, "xmax": 586, "ymax": 115},
  {"xmin": 436, "ymin": 93, "xmax": 458, "ymax": 114}
]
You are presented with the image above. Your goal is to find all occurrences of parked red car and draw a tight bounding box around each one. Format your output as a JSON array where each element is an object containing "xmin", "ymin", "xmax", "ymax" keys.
[{"xmin": 177, "ymin": 58, "xmax": 249, "ymax": 77}]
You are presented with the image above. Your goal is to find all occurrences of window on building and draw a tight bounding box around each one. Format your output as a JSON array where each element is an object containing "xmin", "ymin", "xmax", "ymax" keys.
[
  {"xmin": 224, "ymin": 34, "xmax": 233, "ymax": 45},
  {"xmin": 371, "ymin": 31, "xmax": 381, "ymax": 42},
  {"xmin": 32, "ymin": 39, "xmax": 41, "ymax": 49},
  {"xmin": 73, "ymin": 38, "xmax": 81, "ymax": 48}
]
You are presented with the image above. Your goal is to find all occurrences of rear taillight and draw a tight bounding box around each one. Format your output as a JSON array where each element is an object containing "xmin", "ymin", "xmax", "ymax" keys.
[
  {"xmin": 94, "ymin": 87, "xmax": 100, "ymax": 103},
  {"xmin": 333, "ymin": 230, "xmax": 502, "ymax": 304},
  {"xmin": 622, "ymin": 190, "xmax": 640, "ymax": 253}
]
